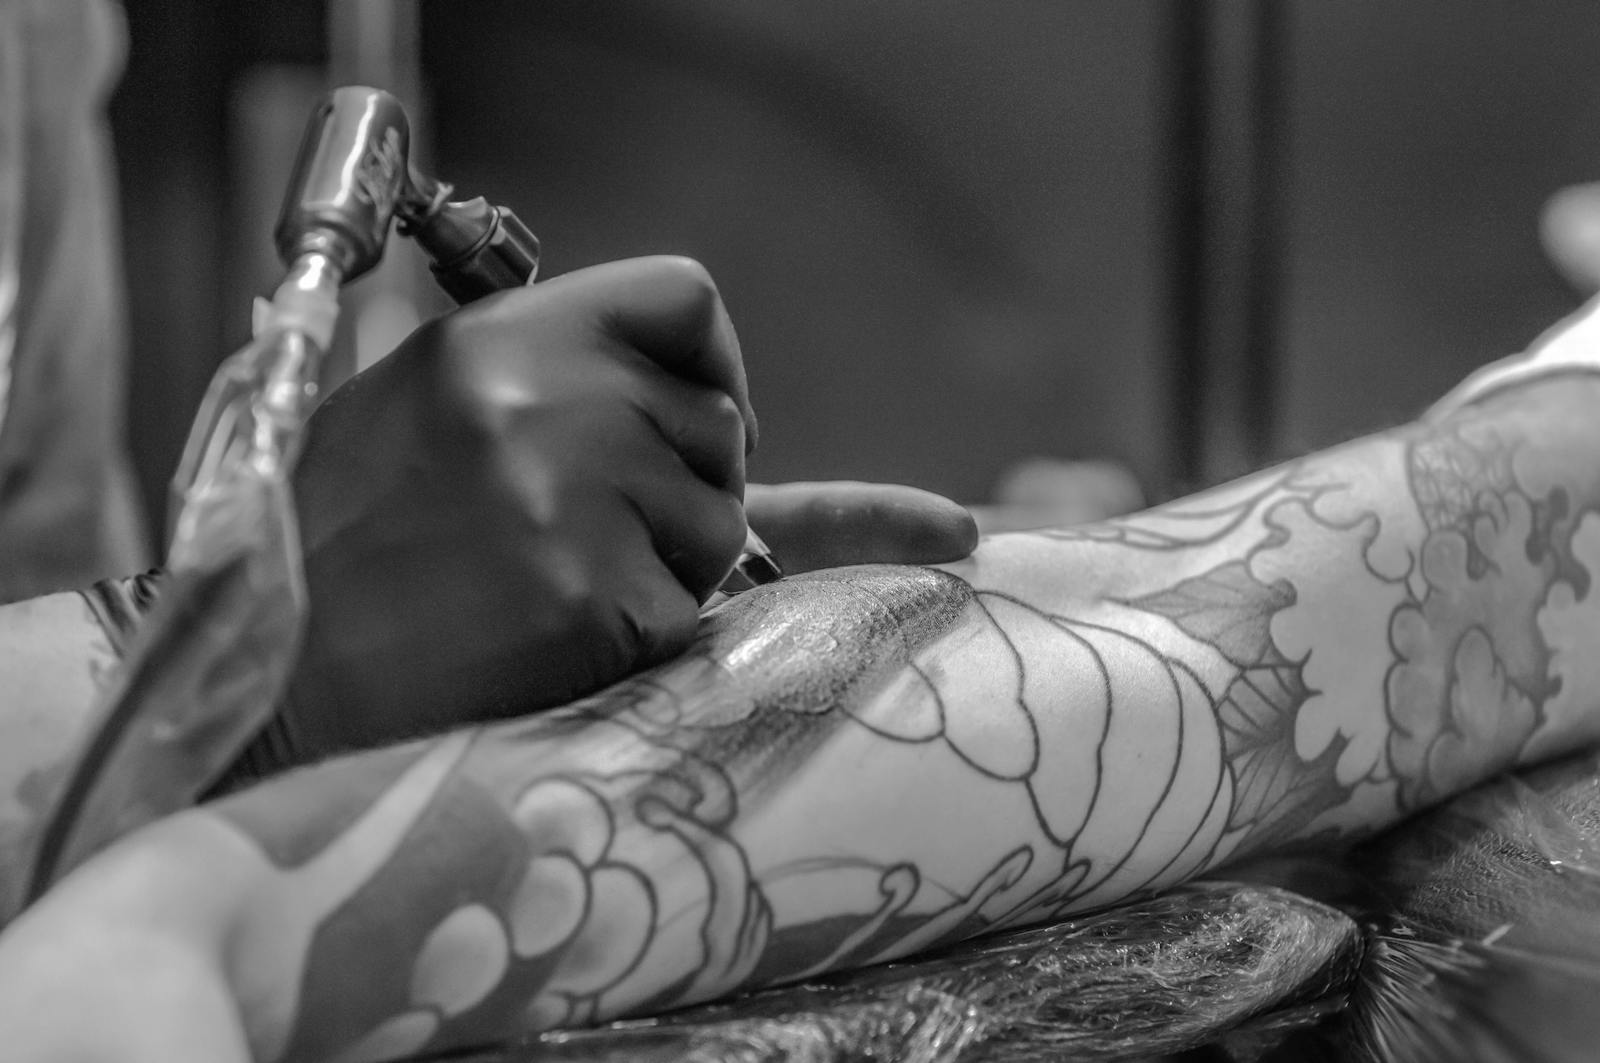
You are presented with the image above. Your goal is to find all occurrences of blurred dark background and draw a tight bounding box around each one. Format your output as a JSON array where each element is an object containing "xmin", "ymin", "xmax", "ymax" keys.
[{"xmin": 110, "ymin": 0, "xmax": 1600, "ymax": 545}]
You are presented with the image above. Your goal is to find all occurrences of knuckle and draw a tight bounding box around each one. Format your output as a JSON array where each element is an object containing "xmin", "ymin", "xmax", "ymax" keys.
[
  {"xmin": 526, "ymin": 565, "xmax": 605, "ymax": 638},
  {"xmin": 427, "ymin": 317, "xmax": 506, "ymax": 429},
  {"xmin": 655, "ymin": 253, "xmax": 717, "ymax": 293},
  {"xmin": 705, "ymin": 391, "xmax": 747, "ymax": 454},
  {"xmin": 622, "ymin": 581, "xmax": 699, "ymax": 663},
  {"xmin": 652, "ymin": 255, "xmax": 722, "ymax": 317},
  {"xmin": 657, "ymin": 492, "xmax": 747, "ymax": 602},
  {"xmin": 428, "ymin": 299, "xmax": 486, "ymax": 358},
  {"xmin": 652, "ymin": 587, "xmax": 702, "ymax": 648},
  {"xmin": 706, "ymin": 492, "xmax": 750, "ymax": 563},
  {"xmin": 444, "ymin": 382, "xmax": 510, "ymax": 446}
]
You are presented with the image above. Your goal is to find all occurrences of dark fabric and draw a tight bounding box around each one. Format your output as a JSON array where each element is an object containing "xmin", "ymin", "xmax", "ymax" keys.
[{"xmin": 0, "ymin": 0, "xmax": 148, "ymax": 603}]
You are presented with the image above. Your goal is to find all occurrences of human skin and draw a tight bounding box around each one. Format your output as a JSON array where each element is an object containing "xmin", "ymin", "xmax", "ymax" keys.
[
  {"xmin": 0, "ymin": 480, "xmax": 976, "ymax": 915},
  {"xmin": 5, "ymin": 322, "xmax": 1600, "ymax": 1061}
]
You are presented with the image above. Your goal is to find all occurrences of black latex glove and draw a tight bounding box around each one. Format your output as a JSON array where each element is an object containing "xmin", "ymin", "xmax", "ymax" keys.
[
  {"xmin": 285, "ymin": 256, "xmax": 755, "ymax": 752},
  {"xmin": 204, "ymin": 257, "xmax": 981, "ymax": 782}
]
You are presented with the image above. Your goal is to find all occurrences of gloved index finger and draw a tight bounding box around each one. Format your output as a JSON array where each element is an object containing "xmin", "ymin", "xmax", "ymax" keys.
[
  {"xmin": 745, "ymin": 481, "xmax": 979, "ymax": 573},
  {"xmin": 582, "ymin": 256, "xmax": 758, "ymax": 454}
]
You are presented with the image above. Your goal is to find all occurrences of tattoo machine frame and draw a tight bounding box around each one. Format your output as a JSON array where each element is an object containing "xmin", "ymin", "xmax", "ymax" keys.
[{"xmin": 30, "ymin": 85, "xmax": 777, "ymax": 898}]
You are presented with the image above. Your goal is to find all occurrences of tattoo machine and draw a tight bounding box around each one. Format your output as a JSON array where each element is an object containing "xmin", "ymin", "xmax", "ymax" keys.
[
  {"xmin": 28, "ymin": 86, "xmax": 780, "ymax": 898},
  {"xmin": 277, "ymin": 87, "xmax": 782, "ymax": 591}
]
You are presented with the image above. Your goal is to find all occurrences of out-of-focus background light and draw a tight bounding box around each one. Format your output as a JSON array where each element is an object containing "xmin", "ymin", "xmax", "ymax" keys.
[{"xmin": 111, "ymin": 1, "xmax": 1600, "ymax": 545}]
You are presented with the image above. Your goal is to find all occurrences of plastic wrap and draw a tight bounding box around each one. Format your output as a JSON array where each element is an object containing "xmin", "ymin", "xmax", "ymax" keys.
[
  {"xmin": 418, "ymin": 882, "xmax": 1361, "ymax": 1063},
  {"xmin": 405, "ymin": 751, "xmax": 1600, "ymax": 1063},
  {"xmin": 1319, "ymin": 750, "xmax": 1600, "ymax": 1063},
  {"xmin": 26, "ymin": 289, "xmax": 329, "ymax": 894}
]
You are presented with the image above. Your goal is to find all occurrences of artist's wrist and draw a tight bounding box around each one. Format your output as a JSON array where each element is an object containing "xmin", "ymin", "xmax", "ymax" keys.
[
  {"xmin": 75, "ymin": 568, "xmax": 306, "ymax": 796},
  {"xmin": 77, "ymin": 569, "xmax": 165, "ymax": 657}
]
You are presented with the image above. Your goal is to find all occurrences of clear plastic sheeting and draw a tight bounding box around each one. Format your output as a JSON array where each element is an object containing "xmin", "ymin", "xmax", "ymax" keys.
[
  {"xmin": 0, "ymin": 1, "xmax": 20, "ymax": 438},
  {"xmin": 424, "ymin": 882, "xmax": 1362, "ymax": 1063},
  {"xmin": 1323, "ymin": 751, "xmax": 1600, "ymax": 1063},
  {"xmin": 413, "ymin": 750, "xmax": 1600, "ymax": 1063},
  {"xmin": 25, "ymin": 272, "xmax": 333, "ymax": 895}
]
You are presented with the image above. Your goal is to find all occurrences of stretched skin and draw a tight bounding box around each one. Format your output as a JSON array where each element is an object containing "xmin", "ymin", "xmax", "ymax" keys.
[{"xmin": 5, "ymin": 355, "xmax": 1600, "ymax": 1061}]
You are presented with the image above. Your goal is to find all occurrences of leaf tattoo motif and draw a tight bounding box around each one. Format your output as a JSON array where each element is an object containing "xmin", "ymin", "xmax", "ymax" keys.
[
  {"xmin": 1123, "ymin": 561, "xmax": 1292, "ymax": 667},
  {"xmin": 1123, "ymin": 561, "xmax": 1352, "ymax": 848}
]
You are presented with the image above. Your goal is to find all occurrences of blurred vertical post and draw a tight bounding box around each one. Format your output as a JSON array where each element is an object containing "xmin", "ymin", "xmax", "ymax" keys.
[
  {"xmin": 1165, "ymin": 0, "xmax": 1289, "ymax": 489},
  {"xmin": 227, "ymin": 0, "xmax": 437, "ymax": 402},
  {"xmin": 0, "ymin": 2, "xmax": 21, "ymax": 440},
  {"xmin": 326, "ymin": 0, "xmax": 437, "ymax": 383}
]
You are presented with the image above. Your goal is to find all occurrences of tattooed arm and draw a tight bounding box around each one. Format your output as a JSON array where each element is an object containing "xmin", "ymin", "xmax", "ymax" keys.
[{"xmin": 6, "ymin": 337, "xmax": 1600, "ymax": 1060}]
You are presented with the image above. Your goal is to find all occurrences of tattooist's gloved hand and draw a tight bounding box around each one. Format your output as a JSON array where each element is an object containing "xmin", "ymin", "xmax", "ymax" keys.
[
  {"xmin": 283, "ymin": 256, "xmax": 757, "ymax": 754},
  {"xmin": 257, "ymin": 257, "xmax": 976, "ymax": 766}
]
